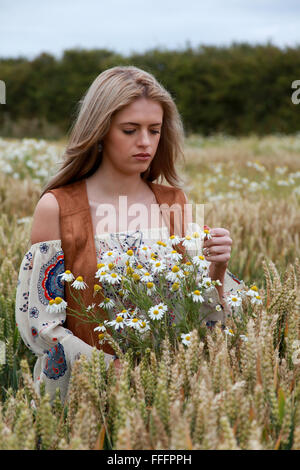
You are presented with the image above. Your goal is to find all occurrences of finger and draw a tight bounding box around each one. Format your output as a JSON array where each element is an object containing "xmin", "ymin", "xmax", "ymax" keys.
[
  {"xmin": 204, "ymin": 237, "xmax": 232, "ymax": 247},
  {"xmin": 204, "ymin": 246, "xmax": 231, "ymax": 256},
  {"xmin": 210, "ymin": 228, "xmax": 230, "ymax": 237}
]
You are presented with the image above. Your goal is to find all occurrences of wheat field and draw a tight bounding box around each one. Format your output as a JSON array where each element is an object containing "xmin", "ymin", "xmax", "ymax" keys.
[{"xmin": 0, "ymin": 134, "xmax": 299, "ymax": 450}]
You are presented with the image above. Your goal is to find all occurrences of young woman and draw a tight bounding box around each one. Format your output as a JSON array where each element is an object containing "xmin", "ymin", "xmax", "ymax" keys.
[{"xmin": 15, "ymin": 66, "xmax": 244, "ymax": 404}]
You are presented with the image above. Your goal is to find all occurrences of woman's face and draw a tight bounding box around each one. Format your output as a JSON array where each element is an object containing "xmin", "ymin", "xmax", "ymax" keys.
[{"xmin": 101, "ymin": 97, "xmax": 163, "ymax": 176}]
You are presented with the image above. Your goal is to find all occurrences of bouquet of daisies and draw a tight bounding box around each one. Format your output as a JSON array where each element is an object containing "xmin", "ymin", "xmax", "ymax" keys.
[{"xmin": 58, "ymin": 228, "xmax": 225, "ymax": 358}]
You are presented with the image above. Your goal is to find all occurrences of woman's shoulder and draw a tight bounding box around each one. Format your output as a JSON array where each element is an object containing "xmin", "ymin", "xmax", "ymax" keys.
[{"xmin": 31, "ymin": 192, "xmax": 60, "ymax": 245}]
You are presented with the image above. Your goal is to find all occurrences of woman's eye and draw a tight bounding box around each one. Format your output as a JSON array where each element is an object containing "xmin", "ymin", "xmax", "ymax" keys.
[{"xmin": 123, "ymin": 130, "xmax": 160, "ymax": 135}]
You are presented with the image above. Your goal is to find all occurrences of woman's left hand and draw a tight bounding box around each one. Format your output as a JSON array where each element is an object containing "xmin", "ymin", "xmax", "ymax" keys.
[{"xmin": 203, "ymin": 226, "xmax": 232, "ymax": 269}]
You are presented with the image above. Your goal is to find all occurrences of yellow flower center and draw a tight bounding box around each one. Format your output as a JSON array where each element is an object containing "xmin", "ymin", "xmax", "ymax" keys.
[
  {"xmin": 94, "ymin": 284, "xmax": 102, "ymax": 292},
  {"xmin": 232, "ymin": 297, "xmax": 238, "ymax": 302},
  {"xmin": 76, "ymin": 276, "xmax": 83, "ymax": 282},
  {"xmin": 172, "ymin": 265, "xmax": 180, "ymax": 273},
  {"xmin": 127, "ymin": 249, "xmax": 134, "ymax": 256},
  {"xmin": 104, "ymin": 298, "xmax": 110, "ymax": 303},
  {"xmin": 137, "ymin": 264, "xmax": 143, "ymax": 269},
  {"xmin": 107, "ymin": 251, "xmax": 113, "ymax": 256},
  {"xmin": 194, "ymin": 290, "xmax": 201, "ymax": 295},
  {"xmin": 147, "ymin": 282, "xmax": 154, "ymax": 289},
  {"xmin": 108, "ymin": 263, "xmax": 115, "ymax": 270},
  {"xmin": 250, "ymin": 286, "xmax": 258, "ymax": 291},
  {"xmin": 229, "ymin": 329, "xmax": 234, "ymax": 334},
  {"xmin": 100, "ymin": 271, "xmax": 107, "ymax": 276},
  {"xmin": 255, "ymin": 295, "xmax": 261, "ymax": 299},
  {"xmin": 204, "ymin": 229, "xmax": 210, "ymax": 234},
  {"xmin": 132, "ymin": 318, "xmax": 139, "ymax": 323},
  {"xmin": 126, "ymin": 266, "xmax": 134, "ymax": 275},
  {"xmin": 155, "ymin": 262, "xmax": 161, "ymax": 267},
  {"xmin": 49, "ymin": 299, "xmax": 55, "ymax": 305},
  {"xmin": 172, "ymin": 283, "xmax": 180, "ymax": 291},
  {"xmin": 185, "ymin": 335, "xmax": 191, "ymax": 341},
  {"xmin": 116, "ymin": 316, "xmax": 123, "ymax": 323},
  {"xmin": 133, "ymin": 273, "xmax": 140, "ymax": 281},
  {"xmin": 198, "ymin": 255, "xmax": 205, "ymax": 260},
  {"xmin": 121, "ymin": 309, "xmax": 127, "ymax": 314},
  {"xmin": 170, "ymin": 235, "xmax": 175, "ymax": 239},
  {"xmin": 185, "ymin": 261, "xmax": 192, "ymax": 266},
  {"xmin": 140, "ymin": 321, "xmax": 146, "ymax": 328},
  {"xmin": 97, "ymin": 263, "xmax": 105, "ymax": 269},
  {"xmin": 55, "ymin": 297, "xmax": 62, "ymax": 304},
  {"xmin": 153, "ymin": 310, "xmax": 159, "ymax": 315},
  {"xmin": 65, "ymin": 270, "xmax": 71, "ymax": 274},
  {"xmin": 111, "ymin": 273, "xmax": 117, "ymax": 278},
  {"xmin": 98, "ymin": 333, "xmax": 105, "ymax": 340},
  {"xmin": 192, "ymin": 232, "xmax": 200, "ymax": 238},
  {"xmin": 185, "ymin": 236, "xmax": 191, "ymax": 240}
]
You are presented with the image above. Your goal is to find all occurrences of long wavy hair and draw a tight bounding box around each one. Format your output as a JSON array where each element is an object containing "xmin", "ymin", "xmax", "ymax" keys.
[{"xmin": 40, "ymin": 65, "xmax": 186, "ymax": 198}]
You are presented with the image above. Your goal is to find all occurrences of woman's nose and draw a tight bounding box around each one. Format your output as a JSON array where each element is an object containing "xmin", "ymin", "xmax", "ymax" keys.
[{"xmin": 137, "ymin": 130, "xmax": 151, "ymax": 146}]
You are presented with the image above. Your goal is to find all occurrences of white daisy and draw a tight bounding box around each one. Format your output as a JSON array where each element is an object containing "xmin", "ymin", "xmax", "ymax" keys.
[
  {"xmin": 202, "ymin": 228, "xmax": 212, "ymax": 240},
  {"xmin": 98, "ymin": 332, "xmax": 107, "ymax": 345},
  {"xmin": 46, "ymin": 297, "xmax": 68, "ymax": 314},
  {"xmin": 105, "ymin": 272, "xmax": 122, "ymax": 285},
  {"xmin": 107, "ymin": 315, "xmax": 126, "ymax": 330},
  {"xmin": 86, "ymin": 303, "xmax": 96, "ymax": 312},
  {"xmin": 156, "ymin": 302, "xmax": 168, "ymax": 314},
  {"xmin": 182, "ymin": 235, "xmax": 197, "ymax": 249},
  {"xmin": 165, "ymin": 249, "xmax": 183, "ymax": 263},
  {"xmin": 99, "ymin": 297, "xmax": 115, "ymax": 310},
  {"xmin": 189, "ymin": 290, "xmax": 205, "ymax": 303},
  {"xmin": 148, "ymin": 305, "xmax": 165, "ymax": 320},
  {"xmin": 166, "ymin": 265, "xmax": 185, "ymax": 283},
  {"xmin": 183, "ymin": 261, "xmax": 194, "ymax": 272},
  {"xmin": 168, "ymin": 234, "xmax": 181, "ymax": 246},
  {"xmin": 181, "ymin": 332, "xmax": 192, "ymax": 346},
  {"xmin": 192, "ymin": 255, "xmax": 208, "ymax": 269},
  {"xmin": 118, "ymin": 309, "xmax": 130, "ymax": 319},
  {"xmin": 137, "ymin": 319, "xmax": 150, "ymax": 333},
  {"xmin": 101, "ymin": 250, "xmax": 119, "ymax": 263},
  {"xmin": 250, "ymin": 295, "xmax": 263, "ymax": 306},
  {"xmin": 200, "ymin": 277, "xmax": 215, "ymax": 291},
  {"xmin": 146, "ymin": 282, "xmax": 156, "ymax": 296},
  {"xmin": 227, "ymin": 294, "xmax": 243, "ymax": 307},
  {"xmin": 140, "ymin": 271, "xmax": 154, "ymax": 283},
  {"xmin": 71, "ymin": 276, "xmax": 88, "ymax": 290},
  {"xmin": 94, "ymin": 323, "xmax": 107, "ymax": 333},
  {"xmin": 149, "ymin": 260, "xmax": 167, "ymax": 275},
  {"xmin": 95, "ymin": 263, "xmax": 108, "ymax": 278},
  {"xmin": 215, "ymin": 304, "xmax": 223, "ymax": 311},
  {"xmin": 170, "ymin": 281, "xmax": 181, "ymax": 293},
  {"xmin": 58, "ymin": 270, "xmax": 75, "ymax": 282},
  {"xmin": 240, "ymin": 334, "xmax": 248, "ymax": 342},
  {"xmin": 121, "ymin": 249, "xmax": 137, "ymax": 265},
  {"xmin": 246, "ymin": 285, "xmax": 259, "ymax": 297},
  {"xmin": 224, "ymin": 327, "xmax": 234, "ymax": 336},
  {"xmin": 126, "ymin": 317, "xmax": 141, "ymax": 329}
]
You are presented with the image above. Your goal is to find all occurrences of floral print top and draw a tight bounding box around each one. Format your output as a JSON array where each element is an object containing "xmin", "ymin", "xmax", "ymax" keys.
[{"xmin": 15, "ymin": 225, "xmax": 245, "ymax": 404}]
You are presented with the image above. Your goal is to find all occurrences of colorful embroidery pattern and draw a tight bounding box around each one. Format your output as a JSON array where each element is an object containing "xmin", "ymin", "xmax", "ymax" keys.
[
  {"xmin": 227, "ymin": 270, "xmax": 242, "ymax": 285},
  {"xmin": 19, "ymin": 291, "xmax": 29, "ymax": 313},
  {"xmin": 38, "ymin": 251, "xmax": 65, "ymax": 305},
  {"xmin": 39, "ymin": 243, "xmax": 49, "ymax": 254},
  {"xmin": 43, "ymin": 343, "xmax": 67, "ymax": 380},
  {"xmin": 23, "ymin": 251, "xmax": 33, "ymax": 270},
  {"xmin": 29, "ymin": 306, "xmax": 39, "ymax": 318}
]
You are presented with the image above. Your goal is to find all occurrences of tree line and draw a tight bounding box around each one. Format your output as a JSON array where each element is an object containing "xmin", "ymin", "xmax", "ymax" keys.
[{"xmin": 1, "ymin": 42, "xmax": 300, "ymax": 138}]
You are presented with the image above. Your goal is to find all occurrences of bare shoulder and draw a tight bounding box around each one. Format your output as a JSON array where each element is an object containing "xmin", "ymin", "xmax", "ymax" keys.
[{"xmin": 31, "ymin": 192, "xmax": 60, "ymax": 245}]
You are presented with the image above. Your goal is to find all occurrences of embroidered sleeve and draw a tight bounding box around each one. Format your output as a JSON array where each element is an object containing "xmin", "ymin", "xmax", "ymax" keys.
[{"xmin": 15, "ymin": 241, "xmax": 114, "ymax": 403}]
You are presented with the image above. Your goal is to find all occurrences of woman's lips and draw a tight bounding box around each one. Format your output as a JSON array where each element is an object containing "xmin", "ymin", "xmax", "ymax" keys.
[{"xmin": 133, "ymin": 155, "xmax": 151, "ymax": 161}]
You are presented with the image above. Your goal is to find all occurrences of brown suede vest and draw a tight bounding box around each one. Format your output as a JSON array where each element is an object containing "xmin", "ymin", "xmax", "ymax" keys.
[{"xmin": 46, "ymin": 178, "xmax": 187, "ymax": 355}]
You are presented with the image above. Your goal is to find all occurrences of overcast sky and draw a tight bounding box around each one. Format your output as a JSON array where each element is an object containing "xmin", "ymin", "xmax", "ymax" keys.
[{"xmin": 1, "ymin": 0, "xmax": 300, "ymax": 60}]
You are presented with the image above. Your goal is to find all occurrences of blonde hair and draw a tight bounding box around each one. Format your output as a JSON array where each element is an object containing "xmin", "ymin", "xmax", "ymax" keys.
[{"xmin": 40, "ymin": 65, "xmax": 186, "ymax": 198}]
